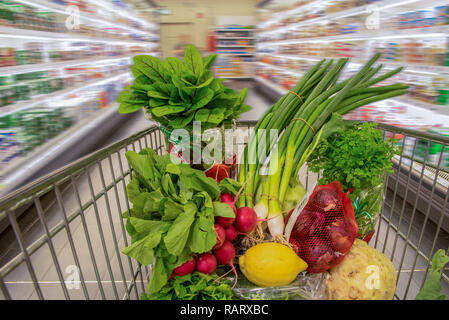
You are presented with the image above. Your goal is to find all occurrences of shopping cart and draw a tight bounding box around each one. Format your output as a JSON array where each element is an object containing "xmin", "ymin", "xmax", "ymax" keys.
[{"xmin": 0, "ymin": 121, "xmax": 448, "ymax": 300}]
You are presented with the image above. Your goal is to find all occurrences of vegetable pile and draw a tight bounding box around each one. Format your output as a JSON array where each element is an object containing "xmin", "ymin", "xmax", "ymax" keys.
[
  {"xmin": 238, "ymin": 53, "xmax": 408, "ymax": 242},
  {"xmin": 116, "ymin": 47, "xmax": 437, "ymax": 301},
  {"xmin": 307, "ymin": 122, "xmax": 400, "ymax": 240}
]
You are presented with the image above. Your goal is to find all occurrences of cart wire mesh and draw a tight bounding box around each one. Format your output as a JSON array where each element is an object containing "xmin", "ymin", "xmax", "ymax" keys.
[{"xmin": 0, "ymin": 121, "xmax": 448, "ymax": 300}]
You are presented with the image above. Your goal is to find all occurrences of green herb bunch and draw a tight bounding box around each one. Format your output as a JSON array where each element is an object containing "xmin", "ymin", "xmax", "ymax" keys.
[
  {"xmin": 117, "ymin": 44, "xmax": 251, "ymax": 131},
  {"xmin": 141, "ymin": 272, "xmax": 235, "ymax": 300},
  {"xmin": 307, "ymin": 122, "xmax": 400, "ymax": 195},
  {"xmin": 121, "ymin": 148, "xmax": 239, "ymax": 294}
]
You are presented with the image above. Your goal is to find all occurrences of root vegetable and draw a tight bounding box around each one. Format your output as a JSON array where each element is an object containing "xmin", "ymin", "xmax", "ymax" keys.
[
  {"xmin": 299, "ymin": 236, "xmax": 336, "ymax": 273},
  {"xmin": 314, "ymin": 189, "xmax": 340, "ymax": 212},
  {"xmin": 327, "ymin": 239, "xmax": 397, "ymax": 300},
  {"xmin": 213, "ymin": 240, "xmax": 238, "ymax": 285},
  {"xmin": 196, "ymin": 253, "xmax": 217, "ymax": 275},
  {"xmin": 215, "ymin": 215, "xmax": 235, "ymax": 228},
  {"xmin": 172, "ymin": 257, "xmax": 196, "ymax": 277},
  {"xmin": 234, "ymin": 207, "xmax": 258, "ymax": 233},
  {"xmin": 224, "ymin": 225, "xmax": 238, "ymax": 241},
  {"xmin": 292, "ymin": 211, "xmax": 326, "ymax": 240},
  {"xmin": 220, "ymin": 193, "xmax": 234, "ymax": 203},
  {"xmin": 327, "ymin": 217, "xmax": 354, "ymax": 253},
  {"xmin": 213, "ymin": 224, "xmax": 226, "ymax": 250}
]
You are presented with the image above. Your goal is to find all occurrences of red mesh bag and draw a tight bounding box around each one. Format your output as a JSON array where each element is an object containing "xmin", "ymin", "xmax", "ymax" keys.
[{"xmin": 289, "ymin": 181, "xmax": 358, "ymax": 273}]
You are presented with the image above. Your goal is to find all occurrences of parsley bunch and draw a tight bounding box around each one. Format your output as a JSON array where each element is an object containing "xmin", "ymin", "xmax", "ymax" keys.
[
  {"xmin": 117, "ymin": 44, "xmax": 251, "ymax": 132},
  {"xmin": 307, "ymin": 122, "xmax": 400, "ymax": 195},
  {"xmin": 141, "ymin": 272, "xmax": 235, "ymax": 300}
]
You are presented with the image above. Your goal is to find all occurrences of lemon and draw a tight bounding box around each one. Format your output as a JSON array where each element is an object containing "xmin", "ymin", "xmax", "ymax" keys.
[{"xmin": 239, "ymin": 242, "xmax": 308, "ymax": 287}]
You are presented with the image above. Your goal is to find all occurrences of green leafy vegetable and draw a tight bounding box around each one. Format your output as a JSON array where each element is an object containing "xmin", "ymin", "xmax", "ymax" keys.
[
  {"xmin": 218, "ymin": 178, "xmax": 242, "ymax": 197},
  {"xmin": 307, "ymin": 122, "xmax": 400, "ymax": 239},
  {"xmin": 416, "ymin": 249, "xmax": 449, "ymax": 300},
  {"xmin": 121, "ymin": 148, "xmax": 235, "ymax": 294},
  {"xmin": 141, "ymin": 272, "xmax": 235, "ymax": 300},
  {"xmin": 307, "ymin": 122, "xmax": 399, "ymax": 194},
  {"xmin": 117, "ymin": 44, "xmax": 251, "ymax": 131}
]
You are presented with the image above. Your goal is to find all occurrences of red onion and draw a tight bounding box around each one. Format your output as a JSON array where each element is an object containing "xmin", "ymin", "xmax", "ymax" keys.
[
  {"xmin": 299, "ymin": 236, "xmax": 336, "ymax": 273},
  {"xmin": 314, "ymin": 189, "xmax": 340, "ymax": 212}
]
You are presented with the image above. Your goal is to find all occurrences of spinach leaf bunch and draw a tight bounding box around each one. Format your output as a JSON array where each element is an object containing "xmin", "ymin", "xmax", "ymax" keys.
[
  {"xmin": 117, "ymin": 44, "xmax": 251, "ymax": 131},
  {"xmin": 122, "ymin": 148, "xmax": 237, "ymax": 294}
]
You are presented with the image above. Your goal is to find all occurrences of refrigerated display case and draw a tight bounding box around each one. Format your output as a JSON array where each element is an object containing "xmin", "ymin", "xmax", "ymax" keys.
[{"xmin": 0, "ymin": 0, "xmax": 160, "ymax": 195}]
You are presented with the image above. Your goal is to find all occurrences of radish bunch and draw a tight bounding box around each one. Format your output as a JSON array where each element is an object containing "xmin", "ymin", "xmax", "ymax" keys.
[
  {"xmin": 216, "ymin": 193, "xmax": 258, "ymax": 242},
  {"xmin": 171, "ymin": 192, "xmax": 259, "ymax": 281}
]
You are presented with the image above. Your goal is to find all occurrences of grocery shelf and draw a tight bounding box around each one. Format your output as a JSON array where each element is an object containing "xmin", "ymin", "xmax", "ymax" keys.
[
  {"xmin": 217, "ymin": 53, "xmax": 255, "ymax": 56},
  {"xmin": 0, "ymin": 71, "xmax": 131, "ymax": 117},
  {"xmin": 86, "ymin": 0, "xmax": 157, "ymax": 30},
  {"xmin": 258, "ymin": 0, "xmax": 322, "ymax": 29},
  {"xmin": 258, "ymin": 0, "xmax": 449, "ymax": 35},
  {"xmin": 392, "ymin": 96, "xmax": 449, "ymax": 116},
  {"xmin": 256, "ymin": 61, "xmax": 303, "ymax": 77},
  {"xmin": 0, "ymin": 105, "xmax": 120, "ymax": 196},
  {"xmin": 215, "ymin": 28, "xmax": 256, "ymax": 32},
  {"xmin": 258, "ymin": 25, "xmax": 449, "ymax": 46},
  {"xmin": 0, "ymin": 55, "xmax": 132, "ymax": 76},
  {"xmin": 257, "ymin": 53, "xmax": 449, "ymax": 76},
  {"xmin": 13, "ymin": 0, "xmax": 157, "ymax": 37},
  {"xmin": 217, "ymin": 37, "xmax": 255, "ymax": 40},
  {"xmin": 220, "ymin": 76, "xmax": 254, "ymax": 80},
  {"xmin": 0, "ymin": 26, "xmax": 158, "ymax": 46},
  {"xmin": 217, "ymin": 45, "xmax": 255, "ymax": 48}
]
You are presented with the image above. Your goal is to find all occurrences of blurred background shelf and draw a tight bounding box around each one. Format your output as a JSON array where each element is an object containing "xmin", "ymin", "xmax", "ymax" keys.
[
  {"xmin": 0, "ymin": 104, "xmax": 124, "ymax": 196},
  {"xmin": 256, "ymin": 0, "xmax": 449, "ymax": 130},
  {"xmin": 0, "ymin": 0, "xmax": 160, "ymax": 193},
  {"xmin": 0, "ymin": 26, "xmax": 159, "ymax": 44},
  {"xmin": 0, "ymin": 54, "xmax": 132, "ymax": 77},
  {"xmin": 0, "ymin": 71, "xmax": 131, "ymax": 117}
]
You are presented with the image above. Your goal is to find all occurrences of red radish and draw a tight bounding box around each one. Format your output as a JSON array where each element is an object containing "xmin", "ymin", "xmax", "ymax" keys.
[
  {"xmin": 213, "ymin": 224, "xmax": 226, "ymax": 250},
  {"xmin": 234, "ymin": 207, "xmax": 258, "ymax": 233},
  {"xmin": 196, "ymin": 253, "xmax": 217, "ymax": 275},
  {"xmin": 216, "ymin": 180, "xmax": 248, "ymax": 228},
  {"xmin": 214, "ymin": 240, "xmax": 236, "ymax": 266},
  {"xmin": 224, "ymin": 225, "xmax": 238, "ymax": 241},
  {"xmin": 215, "ymin": 215, "xmax": 235, "ymax": 228},
  {"xmin": 220, "ymin": 193, "xmax": 234, "ymax": 203},
  {"xmin": 205, "ymin": 163, "xmax": 231, "ymax": 183},
  {"xmin": 213, "ymin": 240, "xmax": 238, "ymax": 286},
  {"xmin": 172, "ymin": 257, "xmax": 196, "ymax": 277}
]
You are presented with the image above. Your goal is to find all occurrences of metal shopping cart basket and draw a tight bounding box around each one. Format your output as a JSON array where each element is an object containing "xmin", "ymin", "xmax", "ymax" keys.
[{"xmin": 0, "ymin": 121, "xmax": 448, "ymax": 300}]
